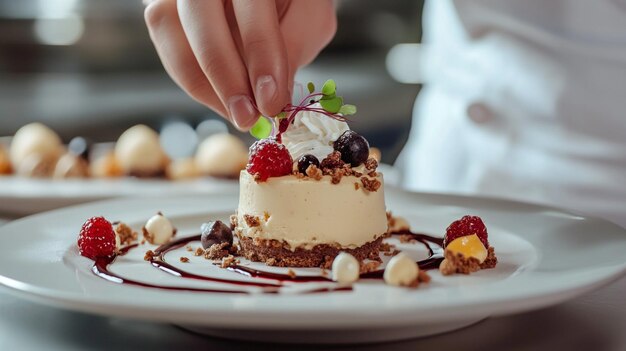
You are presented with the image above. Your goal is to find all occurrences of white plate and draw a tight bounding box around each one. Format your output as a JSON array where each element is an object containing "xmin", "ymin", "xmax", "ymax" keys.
[
  {"xmin": 0, "ymin": 164, "xmax": 400, "ymax": 216},
  {"xmin": 0, "ymin": 176, "xmax": 238, "ymax": 216},
  {"xmin": 0, "ymin": 189, "xmax": 625, "ymax": 344}
]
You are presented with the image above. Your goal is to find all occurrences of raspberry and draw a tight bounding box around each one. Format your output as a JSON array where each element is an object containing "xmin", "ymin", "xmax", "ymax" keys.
[
  {"xmin": 77, "ymin": 216, "xmax": 116, "ymax": 259},
  {"xmin": 246, "ymin": 138, "xmax": 293, "ymax": 181},
  {"xmin": 444, "ymin": 215, "xmax": 489, "ymax": 248}
]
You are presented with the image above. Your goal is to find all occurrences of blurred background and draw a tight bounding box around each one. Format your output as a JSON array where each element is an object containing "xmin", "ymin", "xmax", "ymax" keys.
[{"xmin": 0, "ymin": 0, "xmax": 424, "ymax": 164}]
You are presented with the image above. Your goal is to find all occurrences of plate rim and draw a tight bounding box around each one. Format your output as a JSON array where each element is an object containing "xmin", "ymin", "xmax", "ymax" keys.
[{"xmin": 1, "ymin": 189, "xmax": 625, "ymax": 329}]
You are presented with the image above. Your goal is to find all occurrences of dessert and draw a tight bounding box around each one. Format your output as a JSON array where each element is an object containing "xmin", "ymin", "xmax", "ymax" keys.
[
  {"xmin": 234, "ymin": 80, "xmax": 387, "ymax": 267},
  {"xmin": 53, "ymin": 153, "xmax": 89, "ymax": 179},
  {"xmin": 166, "ymin": 158, "xmax": 199, "ymax": 180},
  {"xmin": 331, "ymin": 252, "xmax": 360, "ymax": 284},
  {"xmin": 72, "ymin": 80, "xmax": 498, "ymax": 296},
  {"xmin": 384, "ymin": 253, "xmax": 420, "ymax": 287},
  {"xmin": 3, "ymin": 122, "xmax": 251, "ymax": 181},
  {"xmin": 195, "ymin": 133, "xmax": 248, "ymax": 178},
  {"xmin": 77, "ymin": 216, "xmax": 117, "ymax": 260},
  {"xmin": 90, "ymin": 151, "xmax": 123, "ymax": 178},
  {"xmin": 142, "ymin": 212, "xmax": 176, "ymax": 245},
  {"xmin": 439, "ymin": 216, "xmax": 498, "ymax": 275},
  {"xmin": 114, "ymin": 124, "xmax": 168, "ymax": 177},
  {"xmin": 9, "ymin": 123, "xmax": 64, "ymax": 170}
]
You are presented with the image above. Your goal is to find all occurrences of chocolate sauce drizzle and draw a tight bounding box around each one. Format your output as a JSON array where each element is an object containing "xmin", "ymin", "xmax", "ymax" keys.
[{"xmin": 91, "ymin": 230, "xmax": 444, "ymax": 294}]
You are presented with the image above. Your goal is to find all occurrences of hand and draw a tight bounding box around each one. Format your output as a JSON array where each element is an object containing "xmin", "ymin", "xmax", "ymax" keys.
[{"xmin": 144, "ymin": 0, "xmax": 337, "ymax": 130}]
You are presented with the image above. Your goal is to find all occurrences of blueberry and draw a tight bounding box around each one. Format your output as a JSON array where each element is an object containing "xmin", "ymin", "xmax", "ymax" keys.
[
  {"xmin": 68, "ymin": 137, "xmax": 92, "ymax": 161},
  {"xmin": 200, "ymin": 220, "xmax": 233, "ymax": 249},
  {"xmin": 333, "ymin": 131, "xmax": 369, "ymax": 167},
  {"xmin": 297, "ymin": 154, "xmax": 320, "ymax": 174}
]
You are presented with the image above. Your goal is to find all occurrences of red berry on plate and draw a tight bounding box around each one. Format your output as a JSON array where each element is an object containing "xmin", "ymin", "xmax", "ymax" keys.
[
  {"xmin": 246, "ymin": 138, "xmax": 293, "ymax": 181},
  {"xmin": 77, "ymin": 216, "xmax": 116, "ymax": 260},
  {"xmin": 444, "ymin": 215, "xmax": 489, "ymax": 248}
]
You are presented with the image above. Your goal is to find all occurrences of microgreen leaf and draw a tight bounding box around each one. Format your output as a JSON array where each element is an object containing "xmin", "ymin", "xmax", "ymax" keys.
[
  {"xmin": 249, "ymin": 117, "xmax": 272, "ymax": 139},
  {"xmin": 320, "ymin": 92, "xmax": 336, "ymax": 100},
  {"xmin": 307, "ymin": 82, "xmax": 315, "ymax": 94},
  {"xmin": 321, "ymin": 79, "xmax": 336, "ymax": 96},
  {"xmin": 319, "ymin": 96, "xmax": 343, "ymax": 113},
  {"xmin": 338, "ymin": 104, "xmax": 357, "ymax": 115}
]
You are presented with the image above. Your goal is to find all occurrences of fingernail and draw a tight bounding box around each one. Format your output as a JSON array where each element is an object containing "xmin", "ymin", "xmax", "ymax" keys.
[
  {"xmin": 256, "ymin": 75, "xmax": 277, "ymax": 110},
  {"xmin": 228, "ymin": 95, "xmax": 257, "ymax": 130}
]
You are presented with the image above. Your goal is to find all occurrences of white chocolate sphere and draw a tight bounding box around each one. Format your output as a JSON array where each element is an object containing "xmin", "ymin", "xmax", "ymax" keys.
[
  {"xmin": 384, "ymin": 253, "xmax": 419, "ymax": 287},
  {"xmin": 331, "ymin": 252, "xmax": 360, "ymax": 284}
]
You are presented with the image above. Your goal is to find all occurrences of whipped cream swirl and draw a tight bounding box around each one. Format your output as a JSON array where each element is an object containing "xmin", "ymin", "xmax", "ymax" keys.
[{"xmin": 281, "ymin": 104, "xmax": 349, "ymax": 161}]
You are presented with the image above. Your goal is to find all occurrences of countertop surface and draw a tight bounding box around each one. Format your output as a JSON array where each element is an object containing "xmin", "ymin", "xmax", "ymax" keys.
[{"xmin": 1, "ymin": 216, "xmax": 625, "ymax": 351}]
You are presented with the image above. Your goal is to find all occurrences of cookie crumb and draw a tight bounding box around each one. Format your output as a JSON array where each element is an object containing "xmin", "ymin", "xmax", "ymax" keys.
[
  {"xmin": 398, "ymin": 234, "xmax": 417, "ymax": 243},
  {"xmin": 179, "ymin": 256, "xmax": 189, "ymax": 263},
  {"xmin": 203, "ymin": 242, "xmax": 231, "ymax": 260},
  {"xmin": 244, "ymin": 214, "xmax": 261, "ymax": 228},
  {"xmin": 365, "ymin": 157, "xmax": 378, "ymax": 171},
  {"xmin": 360, "ymin": 260, "xmax": 381, "ymax": 274},
  {"xmin": 305, "ymin": 165, "xmax": 323, "ymax": 180},
  {"xmin": 143, "ymin": 250, "xmax": 155, "ymax": 261},
  {"xmin": 287, "ymin": 269, "xmax": 297, "ymax": 278},
  {"xmin": 194, "ymin": 247, "xmax": 204, "ymax": 256},
  {"xmin": 220, "ymin": 255, "xmax": 239, "ymax": 268},
  {"xmin": 229, "ymin": 214, "xmax": 238, "ymax": 230},
  {"xmin": 114, "ymin": 222, "xmax": 138, "ymax": 245},
  {"xmin": 361, "ymin": 177, "xmax": 381, "ymax": 192}
]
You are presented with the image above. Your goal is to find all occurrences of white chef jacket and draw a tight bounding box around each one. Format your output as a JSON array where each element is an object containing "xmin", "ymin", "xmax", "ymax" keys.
[{"xmin": 397, "ymin": 0, "xmax": 626, "ymax": 227}]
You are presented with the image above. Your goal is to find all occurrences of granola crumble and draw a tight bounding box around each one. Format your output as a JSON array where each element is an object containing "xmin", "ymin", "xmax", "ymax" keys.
[
  {"xmin": 305, "ymin": 165, "xmax": 323, "ymax": 180},
  {"xmin": 229, "ymin": 214, "xmax": 238, "ymax": 230},
  {"xmin": 179, "ymin": 256, "xmax": 189, "ymax": 263},
  {"xmin": 361, "ymin": 177, "xmax": 381, "ymax": 192},
  {"xmin": 220, "ymin": 255, "xmax": 239, "ymax": 268},
  {"xmin": 194, "ymin": 247, "xmax": 204, "ymax": 256},
  {"xmin": 365, "ymin": 157, "xmax": 378, "ymax": 171},
  {"xmin": 287, "ymin": 269, "xmax": 297, "ymax": 278},
  {"xmin": 243, "ymin": 214, "xmax": 261, "ymax": 228},
  {"xmin": 203, "ymin": 242, "xmax": 231, "ymax": 260},
  {"xmin": 114, "ymin": 222, "xmax": 138, "ymax": 245},
  {"xmin": 143, "ymin": 250, "xmax": 155, "ymax": 261},
  {"xmin": 360, "ymin": 260, "xmax": 381, "ymax": 274}
]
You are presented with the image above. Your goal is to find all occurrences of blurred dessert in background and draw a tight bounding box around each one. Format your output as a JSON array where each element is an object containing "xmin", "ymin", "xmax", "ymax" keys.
[
  {"xmin": 53, "ymin": 152, "xmax": 90, "ymax": 179},
  {"xmin": 1, "ymin": 121, "xmax": 250, "ymax": 181},
  {"xmin": 0, "ymin": 144, "xmax": 11, "ymax": 175},
  {"xmin": 166, "ymin": 158, "xmax": 199, "ymax": 180},
  {"xmin": 114, "ymin": 124, "xmax": 168, "ymax": 177},
  {"xmin": 195, "ymin": 133, "xmax": 248, "ymax": 179},
  {"xmin": 10, "ymin": 123, "xmax": 64, "ymax": 172}
]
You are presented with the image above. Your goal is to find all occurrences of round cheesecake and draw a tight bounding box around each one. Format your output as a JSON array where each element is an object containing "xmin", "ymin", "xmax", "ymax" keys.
[{"xmin": 235, "ymin": 170, "xmax": 388, "ymax": 267}]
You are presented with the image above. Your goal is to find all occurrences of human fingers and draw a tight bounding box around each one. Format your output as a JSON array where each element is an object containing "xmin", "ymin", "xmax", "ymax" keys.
[
  {"xmin": 144, "ymin": 0, "xmax": 228, "ymax": 118},
  {"xmin": 232, "ymin": 0, "xmax": 290, "ymax": 117},
  {"xmin": 177, "ymin": 0, "xmax": 259, "ymax": 130}
]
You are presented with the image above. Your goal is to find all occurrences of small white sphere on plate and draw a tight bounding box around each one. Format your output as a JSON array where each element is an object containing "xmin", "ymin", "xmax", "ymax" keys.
[
  {"xmin": 331, "ymin": 252, "xmax": 360, "ymax": 284},
  {"xmin": 143, "ymin": 212, "xmax": 175, "ymax": 244},
  {"xmin": 195, "ymin": 133, "xmax": 248, "ymax": 178},
  {"xmin": 115, "ymin": 125, "xmax": 166, "ymax": 176},
  {"xmin": 10, "ymin": 123, "xmax": 63, "ymax": 168},
  {"xmin": 384, "ymin": 253, "xmax": 419, "ymax": 287}
]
